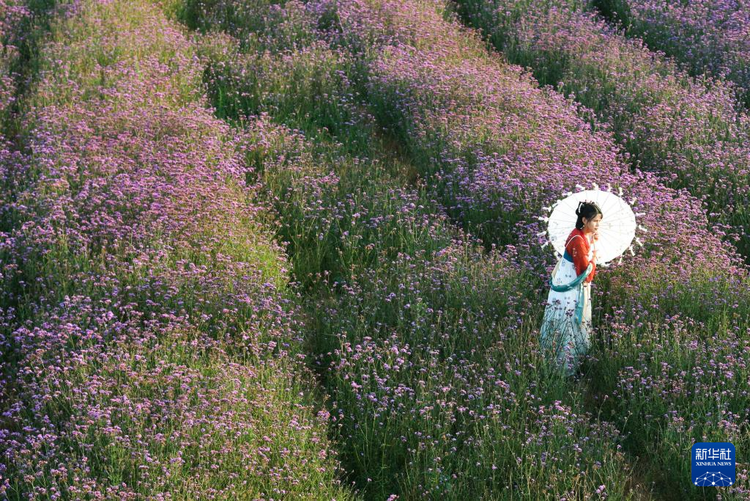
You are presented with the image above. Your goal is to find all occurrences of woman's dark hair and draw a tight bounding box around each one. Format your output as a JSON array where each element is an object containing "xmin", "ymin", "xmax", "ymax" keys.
[{"xmin": 575, "ymin": 201, "xmax": 603, "ymax": 230}]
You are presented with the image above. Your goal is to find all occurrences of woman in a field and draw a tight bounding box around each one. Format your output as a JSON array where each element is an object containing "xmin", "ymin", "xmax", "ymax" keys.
[{"xmin": 540, "ymin": 201, "xmax": 602, "ymax": 375}]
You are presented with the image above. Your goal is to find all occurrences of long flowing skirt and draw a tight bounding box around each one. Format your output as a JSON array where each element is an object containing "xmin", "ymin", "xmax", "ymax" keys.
[{"xmin": 539, "ymin": 257, "xmax": 592, "ymax": 375}]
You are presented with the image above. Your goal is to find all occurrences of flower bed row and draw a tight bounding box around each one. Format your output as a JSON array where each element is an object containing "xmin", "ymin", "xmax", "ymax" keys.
[
  {"xmin": 179, "ymin": 0, "xmax": 646, "ymax": 497},
  {"xmin": 180, "ymin": 0, "xmax": 750, "ymax": 498},
  {"xmin": 0, "ymin": 0, "xmax": 351, "ymax": 498},
  {"xmin": 433, "ymin": 0, "xmax": 750, "ymax": 497},
  {"xmin": 456, "ymin": 0, "xmax": 750, "ymax": 261},
  {"xmin": 596, "ymin": 0, "xmax": 750, "ymax": 108},
  {"xmin": 339, "ymin": 0, "xmax": 750, "ymax": 497},
  {"xmin": 334, "ymin": 0, "xmax": 748, "ymax": 323}
]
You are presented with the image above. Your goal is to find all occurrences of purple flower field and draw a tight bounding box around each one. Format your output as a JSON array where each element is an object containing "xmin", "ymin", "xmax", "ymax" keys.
[
  {"xmin": 597, "ymin": 0, "xmax": 750, "ymax": 107},
  {"xmin": 1, "ymin": 0, "xmax": 749, "ymax": 499},
  {"xmin": 457, "ymin": 0, "xmax": 750, "ymax": 261},
  {"xmin": 0, "ymin": 0, "xmax": 350, "ymax": 498}
]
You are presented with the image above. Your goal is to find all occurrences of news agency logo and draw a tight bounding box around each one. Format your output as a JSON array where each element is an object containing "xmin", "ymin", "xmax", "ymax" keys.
[{"xmin": 692, "ymin": 442, "xmax": 735, "ymax": 487}]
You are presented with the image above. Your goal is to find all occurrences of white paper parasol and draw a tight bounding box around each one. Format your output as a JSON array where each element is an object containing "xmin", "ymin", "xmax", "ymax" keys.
[{"xmin": 544, "ymin": 188, "xmax": 640, "ymax": 265}]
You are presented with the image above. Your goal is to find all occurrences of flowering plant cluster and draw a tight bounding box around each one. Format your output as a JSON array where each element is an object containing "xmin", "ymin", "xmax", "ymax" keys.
[
  {"xmin": 0, "ymin": 0, "xmax": 351, "ymax": 498},
  {"xmin": 457, "ymin": 0, "xmax": 750, "ymax": 259},
  {"xmin": 600, "ymin": 0, "xmax": 750, "ymax": 107},
  {"xmin": 184, "ymin": 0, "xmax": 643, "ymax": 496},
  {"xmin": 183, "ymin": 0, "xmax": 750, "ymax": 498},
  {"xmin": 453, "ymin": 0, "xmax": 750, "ymax": 496},
  {"xmin": 2, "ymin": 0, "xmax": 749, "ymax": 498},
  {"xmin": 0, "ymin": 0, "xmax": 28, "ymax": 118}
]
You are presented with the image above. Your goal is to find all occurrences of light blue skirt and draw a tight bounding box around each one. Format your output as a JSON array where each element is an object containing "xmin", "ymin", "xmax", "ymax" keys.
[{"xmin": 540, "ymin": 254, "xmax": 592, "ymax": 375}]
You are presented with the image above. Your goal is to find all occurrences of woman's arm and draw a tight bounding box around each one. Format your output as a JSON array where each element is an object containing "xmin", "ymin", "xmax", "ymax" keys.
[{"xmin": 568, "ymin": 235, "xmax": 596, "ymax": 282}]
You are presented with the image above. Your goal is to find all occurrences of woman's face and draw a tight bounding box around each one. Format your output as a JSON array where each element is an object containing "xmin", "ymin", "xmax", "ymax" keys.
[{"xmin": 582, "ymin": 213, "xmax": 602, "ymax": 234}]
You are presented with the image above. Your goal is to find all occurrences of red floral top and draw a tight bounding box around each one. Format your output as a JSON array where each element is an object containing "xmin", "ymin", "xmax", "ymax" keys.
[{"xmin": 565, "ymin": 228, "xmax": 596, "ymax": 283}]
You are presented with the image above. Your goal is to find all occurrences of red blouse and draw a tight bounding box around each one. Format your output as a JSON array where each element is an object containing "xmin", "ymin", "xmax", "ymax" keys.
[{"xmin": 565, "ymin": 228, "xmax": 596, "ymax": 283}]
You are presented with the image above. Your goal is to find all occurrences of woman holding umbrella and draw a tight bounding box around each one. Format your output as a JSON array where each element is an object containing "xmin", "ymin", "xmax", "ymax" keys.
[{"xmin": 540, "ymin": 201, "xmax": 603, "ymax": 375}]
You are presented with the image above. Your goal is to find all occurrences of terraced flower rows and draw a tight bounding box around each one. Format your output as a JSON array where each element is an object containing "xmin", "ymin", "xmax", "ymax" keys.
[
  {"xmin": 456, "ymin": 0, "xmax": 750, "ymax": 261},
  {"xmin": 0, "ymin": 0, "xmax": 351, "ymax": 498},
  {"xmin": 596, "ymin": 0, "xmax": 750, "ymax": 108},
  {"xmin": 181, "ymin": 0, "xmax": 750, "ymax": 498},
  {"xmin": 1, "ymin": 0, "xmax": 749, "ymax": 499},
  {"xmin": 451, "ymin": 0, "xmax": 750, "ymax": 495},
  {"xmin": 178, "ymin": 0, "xmax": 644, "ymax": 496}
]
